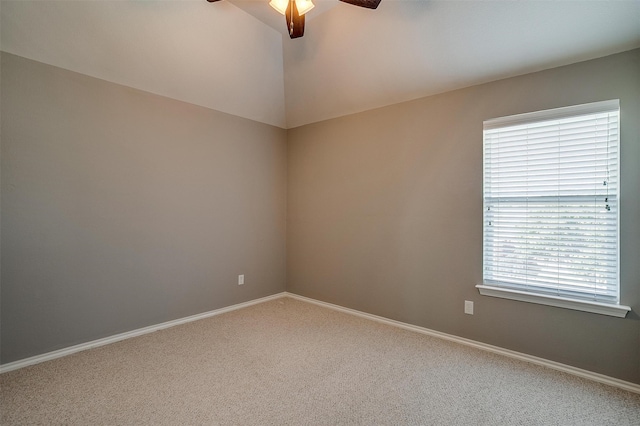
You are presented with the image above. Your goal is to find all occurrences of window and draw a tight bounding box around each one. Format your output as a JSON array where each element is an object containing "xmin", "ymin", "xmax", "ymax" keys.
[{"xmin": 477, "ymin": 100, "xmax": 630, "ymax": 317}]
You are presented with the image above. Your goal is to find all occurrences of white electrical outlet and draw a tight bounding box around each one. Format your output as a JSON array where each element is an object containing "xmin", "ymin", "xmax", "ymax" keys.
[
  {"xmin": 238, "ymin": 274, "xmax": 244, "ymax": 285},
  {"xmin": 464, "ymin": 300, "xmax": 474, "ymax": 315}
]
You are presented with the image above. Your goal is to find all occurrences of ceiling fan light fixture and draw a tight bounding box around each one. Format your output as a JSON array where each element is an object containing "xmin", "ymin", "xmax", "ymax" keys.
[
  {"xmin": 209, "ymin": 0, "xmax": 380, "ymax": 39},
  {"xmin": 270, "ymin": 0, "xmax": 314, "ymax": 16},
  {"xmin": 294, "ymin": 0, "xmax": 315, "ymax": 15},
  {"xmin": 269, "ymin": 0, "xmax": 289, "ymax": 15}
]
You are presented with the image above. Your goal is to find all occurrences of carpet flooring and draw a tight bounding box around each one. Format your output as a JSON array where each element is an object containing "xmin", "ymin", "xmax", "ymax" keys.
[{"xmin": 1, "ymin": 297, "xmax": 639, "ymax": 425}]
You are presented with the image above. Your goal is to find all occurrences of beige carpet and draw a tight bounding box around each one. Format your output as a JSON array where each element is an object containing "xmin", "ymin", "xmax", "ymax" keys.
[{"xmin": 1, "ymin": 297, "xmax": 639, "ymax": 425}]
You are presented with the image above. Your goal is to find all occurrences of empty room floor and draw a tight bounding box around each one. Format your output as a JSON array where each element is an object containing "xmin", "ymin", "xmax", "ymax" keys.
[{"xmin": 1, "ymin": 297, "xmax": 639, "ymax": 425}]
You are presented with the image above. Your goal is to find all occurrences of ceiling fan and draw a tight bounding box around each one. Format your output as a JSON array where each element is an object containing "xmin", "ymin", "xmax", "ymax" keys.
[{"xmin": 206, "ymin": 0, "xmax": 381, "ymax": 39}]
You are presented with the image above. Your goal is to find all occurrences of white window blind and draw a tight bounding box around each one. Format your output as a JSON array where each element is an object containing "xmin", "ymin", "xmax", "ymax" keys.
[{"xmin": 482, "ymin": 100, "xmax": 620, "ymax": 305}]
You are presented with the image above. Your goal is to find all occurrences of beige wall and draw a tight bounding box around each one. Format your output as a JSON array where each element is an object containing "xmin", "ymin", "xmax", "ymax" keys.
[
  {"xmin": 2, "ymin": 48, "xmax": 639, "ymax": 385},
  {"xmin": 287, "ymin": 49, "xmax": 640, "ymax": 384},
  {"xmin": 1, "ymin": 53, "xmax": 287, "ymax": 363}
]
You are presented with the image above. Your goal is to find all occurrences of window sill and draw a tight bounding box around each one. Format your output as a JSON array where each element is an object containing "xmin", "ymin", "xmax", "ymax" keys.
[{"xmin": 475, "ymin": 285, "xmax": 631, "ymax": 318}]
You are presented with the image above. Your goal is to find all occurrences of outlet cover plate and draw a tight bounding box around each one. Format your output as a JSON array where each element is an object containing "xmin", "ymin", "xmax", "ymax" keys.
[{"xmin": 464, "ymin": 300, "xmax": 474, "ymax": 315}]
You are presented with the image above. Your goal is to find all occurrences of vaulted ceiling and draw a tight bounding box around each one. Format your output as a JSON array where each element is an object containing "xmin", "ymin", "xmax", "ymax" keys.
[{"xmin": 2, "ymin": 1, "xmax": 640, "ymax": 129}]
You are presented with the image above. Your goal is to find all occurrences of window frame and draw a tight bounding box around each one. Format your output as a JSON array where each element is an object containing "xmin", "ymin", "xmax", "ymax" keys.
[{"xmin": 477, "ymin": 100, "xmax": 630, "ymax": 318}]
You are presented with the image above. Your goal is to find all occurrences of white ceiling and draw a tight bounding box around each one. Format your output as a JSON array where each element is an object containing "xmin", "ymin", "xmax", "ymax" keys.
[
  {"xmin": 1, "ymin": 0, "xmax": 287, "ymax": 127},
  {"xmin": 282, "ymin": 0, "xmax": 640, "ymax": 127},
  {"xmin": 2, "ymin": 1, "xmax": 640, "ymax": 129}
]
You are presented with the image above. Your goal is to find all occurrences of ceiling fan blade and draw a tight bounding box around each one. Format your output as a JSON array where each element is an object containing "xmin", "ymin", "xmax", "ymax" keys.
[
  {"xmin": 338, "ymin": 0, "xmax": 381, "ymax": 9},
  {"xmin": 285, "ymin": 0, "xmax": 305, "ymax": 39}
]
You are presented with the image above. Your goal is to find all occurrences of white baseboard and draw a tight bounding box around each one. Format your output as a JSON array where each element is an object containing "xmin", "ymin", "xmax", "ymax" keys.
[
  {"xmin": 284, "ymin": 292, "xmax": 640, "ymax": 395},
  {"xmin": 0, "ymin": 292, "xmax": 287, "ymax": 374},
  {"xmin": 3, "ymin": 290, "xmax": 638, "ymax": 395}
]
